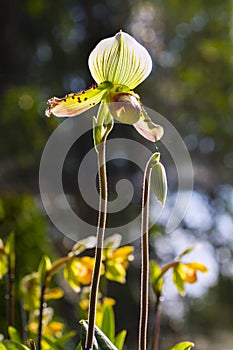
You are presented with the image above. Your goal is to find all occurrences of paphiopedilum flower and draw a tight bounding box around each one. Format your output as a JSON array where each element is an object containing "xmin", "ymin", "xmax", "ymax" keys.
[{"xmin": 46, "ymin": 31, "xmax": 163, "ymax": 142}]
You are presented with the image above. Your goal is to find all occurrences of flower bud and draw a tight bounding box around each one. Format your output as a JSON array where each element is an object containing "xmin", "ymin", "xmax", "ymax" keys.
[
  {"xmin": 109, "ymin": 92, "xmax": 141, "ymax": 124},
  {"xmin": 151, "ymin": 161, "xmax": 167, "ymax": 207}
]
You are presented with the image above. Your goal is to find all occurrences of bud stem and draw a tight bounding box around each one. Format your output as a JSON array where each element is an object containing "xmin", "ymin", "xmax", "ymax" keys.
[
  {"xmin": 139, "ymin": 160, "xmax": 152, "ymax": 350},
  {"xmin": 86, "ymin": 139, "xmax": 108, "ymax": 349}
]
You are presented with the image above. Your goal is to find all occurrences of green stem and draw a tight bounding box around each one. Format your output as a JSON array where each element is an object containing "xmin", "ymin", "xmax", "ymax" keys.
[
  {"xmin": 37, "ymin": 256, "xmax": 70, "ymax": 350},
  {"xmin": 37, "ymin": 283, "xmax": 46, "ymax": 350},
  {"xmin": 151, "ymin": 262, "xmax": 178, "ymax": 350},
  {"xmin": 86, "ymin": 140, "xmax": 108, "ymax": 349},
  {"xmin": 152, "ymin": 296, "xmax": 162, "ymax": 350},
  {"xmin": 7, "ymin": 249, "xmax": 15, "ymax": 330},
  {"xmin": 139, "ymin": 162, "xmax": 152, "ymax": 350}
]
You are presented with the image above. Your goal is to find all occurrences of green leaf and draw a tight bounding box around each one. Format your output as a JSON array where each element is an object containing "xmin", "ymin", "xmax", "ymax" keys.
[
  {"xmin": 0, "ymin": 344, "xmax": 7, "ymax": 350},
  {"xmin": 80, "ymin": 320, "xmax": 118, "ymax": 350},
  {"xmin": 114, "ymin": 330, "xmax": 127, "ymax": 350},
  {"xmin": 101, "ymin": 305, "xmax": 115, "ymax": 342},
  {"xmin": 42, "ymin": 335, "xmax": 66, "ymax": 350},
  {"xmin": 55, "ymin": 331, "xmax": 76, "ymax": 345},
  {"xmin": 176, "ymin": 246, "xmax": 196, "ymax": 260},
  {"xmin": 80, "ymin": 320, "xmax": 98, "ymax": 350},
  {"xmin": 0, "ymin": 249, "xmax": 8, "ymax": 280},
  {"xmin": 75, "ymin": 342, "xmax": 82, "ymax": 350},
  {"xmin": 20, "ymin": 272, "xmax": 40, "ymax": 312},
  {"xmin": 0, "ymin": 198, "xmax": 5, "ymax": 220},
  {"xmin": 169, "ymin": 341, "xmax": 195, "ymax": 350},
  {"xmin": 5, "ymin": 232, "xmax": 15, "ymax": 271},
  {"xmin": 150, "ymin": 260, "xmax": 164, "ymax": 295},
  {"xmin": 94, "ymin": 324, "xmax": 118, "ymax": 350},
  {"xmin": 3, "ymin": 340, "xmax": 30, "ymax": 350},
  {"xmin": 172, "ymin": 266, "xmax": 185, "ymax": 296},
  {"xmin": 38, "ymin": 255, "xmax": 52, "ymax": 283},
  {"xmin": 8, "ymin": 326, "xmax": 21, "ymax": 343}
]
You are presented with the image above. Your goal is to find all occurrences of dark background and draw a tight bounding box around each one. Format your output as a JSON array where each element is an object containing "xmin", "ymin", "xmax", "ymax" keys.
[{"xmin": 0, "ymin": 0, "xmax": 233, "ymax": 349}]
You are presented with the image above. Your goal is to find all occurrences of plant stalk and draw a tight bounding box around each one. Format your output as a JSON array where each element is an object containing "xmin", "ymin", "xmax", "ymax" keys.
[
  {"xmin": 152, "ymin": 297, "xmax": 162, "ymax": 350},
  {"xmin": 7, "ymin": 248, "xmax": 15, "ymax": 330},
  {"xmin": 86, "ymin": 140, "xmax": 108, "ymax": 349},
  {"xmin": 37, "ymin": 256, "xmax": 70, "ymax": 350},
  {"xmin": 37, "ymin": 283, "xmax": 46, "ymax": 350},
  {"xmin": 139, "ymin": 163, "xmax": 152, "ymax": 350}
]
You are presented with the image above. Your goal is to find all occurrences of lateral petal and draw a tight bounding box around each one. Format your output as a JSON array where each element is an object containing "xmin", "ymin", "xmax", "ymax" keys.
[{"xmin": 45, "ymin": 85, "xmax": 107, "ymax": 118}]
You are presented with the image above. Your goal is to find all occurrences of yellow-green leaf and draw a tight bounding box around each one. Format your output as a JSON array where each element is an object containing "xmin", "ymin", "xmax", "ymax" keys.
[
  {"xmin": 172, "ymin": 266, "xmax": 185, "ymax": 296},
  {"xmin": 150, "ymin": 260, "xmax": 164, "ymax": 295},
  {"xmin": 170, "ymin": 341, "xmax": 195, "ymax": 350},
  {"xmin": 0, "ymin": 250, "xmax": 8, "ymax": 280},
  {"xmin": 114, "ymin": 330, "xmax": 127, "ymax": 350},
  {"xmin": 38, "ymin": 255, "xmax": 52, "ymax": 282},
  {"xmin": 5, "ymin": 233, "xmax": 15, "ymax": 271},
  {"xmin": 20, "ymin": 272, "xmax": 40, "ymax": 312},
  {"xmin": 101, "ymin": 304, "xmax": 115, "ymax": 342},
  {"xmin": 8, "ymin": 326, "xmax": 21, "ymax": 343}
]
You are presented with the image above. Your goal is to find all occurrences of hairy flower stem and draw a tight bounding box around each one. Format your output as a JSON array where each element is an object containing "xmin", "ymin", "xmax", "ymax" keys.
[
  {"xmin": 86, "ymin": 140, "xmax": 108, "ymax": 349},
  {"xmin": 139, "ymin": 162, "xmax": 152, "ymax": 350}
]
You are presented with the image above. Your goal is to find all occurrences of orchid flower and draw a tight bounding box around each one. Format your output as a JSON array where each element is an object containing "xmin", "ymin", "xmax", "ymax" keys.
[{"xmin": 46, "ymin": 31, "xmax": 163, "ymax": 142}]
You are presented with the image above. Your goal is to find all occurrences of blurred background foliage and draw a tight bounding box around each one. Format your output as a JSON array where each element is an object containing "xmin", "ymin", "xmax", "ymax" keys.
[{"xmin": 0, "ymin": 0, "xmax": 233, "ymax": 349}]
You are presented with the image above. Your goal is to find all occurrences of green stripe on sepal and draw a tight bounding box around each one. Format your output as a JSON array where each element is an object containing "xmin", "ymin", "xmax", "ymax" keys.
[
  {"xmin": 80, "ymin": 320, "xmax": 118, "ymax": 350},
  {"xmin": 149, "ymin": 153, "xmax": 167, "ymax": 207}
]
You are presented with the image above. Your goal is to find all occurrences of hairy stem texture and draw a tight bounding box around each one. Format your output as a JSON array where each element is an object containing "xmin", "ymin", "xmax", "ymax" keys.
[
  {"xmin": 139, "ymin": 163, "xmax": 152, "ymax": 350},
  {"xmin": 86, "ymin": 140, "xmax": 108, "ymax": 349}
]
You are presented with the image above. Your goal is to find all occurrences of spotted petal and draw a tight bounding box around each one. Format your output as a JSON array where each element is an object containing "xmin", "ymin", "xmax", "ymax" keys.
[
  {"xmin": 133, "ymin": 107, "xmax": 164, "ymax": 142},
  {"xmin": 45, "ymin": 84, "xmax": 108, "ymax": 118},
  {"xmin": 88, "ymin": 31, "xmax": 152, "ymax": 89}
]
